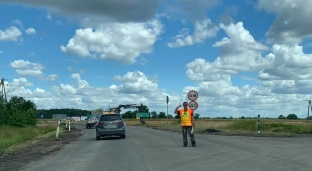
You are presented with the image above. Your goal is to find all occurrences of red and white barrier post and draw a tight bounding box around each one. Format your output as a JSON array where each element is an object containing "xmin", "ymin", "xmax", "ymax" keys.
[{"xmin": 56, "ymin": 120, "xmax": 60, "ymax": 139}]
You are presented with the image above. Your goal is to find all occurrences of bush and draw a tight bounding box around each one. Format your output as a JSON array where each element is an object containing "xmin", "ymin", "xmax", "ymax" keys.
[
  {"xmin": 0, "ymin": 96, "xmax": 37, "ymax": 127},
  {"xmin": 0, "ymin": 102, "xmax": 6, "ymax": 125}
]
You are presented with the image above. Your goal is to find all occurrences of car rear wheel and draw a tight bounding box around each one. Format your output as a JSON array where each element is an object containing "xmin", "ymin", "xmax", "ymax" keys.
[
  {"xmin": 120, "ymin": 135, "xmax": 126, "ymax": 139},
  {"xmin": 96, "ymin": 135, "xmax": 100, "ymax": 140}
]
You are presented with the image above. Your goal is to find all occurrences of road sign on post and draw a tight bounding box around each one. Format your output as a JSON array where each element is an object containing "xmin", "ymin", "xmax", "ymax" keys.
[
  {"xmin": 258, "ymin": 114, "xmax": 260, "ymax": 133},
  {"xmin": 188, "ymin": 90, "xmax": 198, "ymax": 101},
  {"xmin": 189, "ymin": 100, "xmax": 198, "ymax": 110},
  {"xmin": 188, "ymin": 90, "xmax": 199, "ymax": 111},
  {"xmin": 136, "ymin": 113, "xmax": 149, "ymax": 117}
]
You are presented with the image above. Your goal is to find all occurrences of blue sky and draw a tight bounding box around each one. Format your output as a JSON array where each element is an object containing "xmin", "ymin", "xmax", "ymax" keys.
[{"xmin": 1, "ymin": 0, "xmax": 312, "ymax": 118}]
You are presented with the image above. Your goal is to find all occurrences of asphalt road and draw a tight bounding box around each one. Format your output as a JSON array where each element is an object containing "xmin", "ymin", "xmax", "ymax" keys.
[{"xmin": 22, "ymin": 124, "xmax": 312, "ymax": 171}]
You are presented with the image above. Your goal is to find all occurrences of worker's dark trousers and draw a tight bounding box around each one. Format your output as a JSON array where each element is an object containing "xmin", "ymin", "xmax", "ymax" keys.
[{"xmin": 182, "ymin": 126, "xmax": 196, "ymax": 146}]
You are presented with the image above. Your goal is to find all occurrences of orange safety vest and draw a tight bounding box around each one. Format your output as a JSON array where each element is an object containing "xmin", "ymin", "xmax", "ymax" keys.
[{"xmin": 179, "ymin": 109, "xmax": 193, "ymax": 126}]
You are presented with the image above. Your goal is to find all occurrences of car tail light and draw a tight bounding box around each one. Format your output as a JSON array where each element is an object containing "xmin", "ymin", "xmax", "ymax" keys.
[
  {"xmin": 118, "ymin": 121, "xmax": 124, "ymax": 124},
  {"xmin": 97, "ymin": 121, "xmax": 104, "ymax": 126}
]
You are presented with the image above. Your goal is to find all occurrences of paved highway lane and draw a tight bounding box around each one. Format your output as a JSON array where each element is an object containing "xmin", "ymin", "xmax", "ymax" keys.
[{"xmin": 22, "ymin": 124, "xmax": 312, "ymax": 171}]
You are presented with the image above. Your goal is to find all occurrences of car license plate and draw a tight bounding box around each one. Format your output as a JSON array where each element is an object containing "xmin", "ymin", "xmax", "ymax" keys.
[{"xmin": 106, "ymin": 125, "xmax": 117, "ymax": 129}]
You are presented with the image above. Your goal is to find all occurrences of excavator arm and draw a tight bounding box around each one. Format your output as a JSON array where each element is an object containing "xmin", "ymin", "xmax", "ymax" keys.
[
  {"xmin": 109, "ymin": 103, "xmax": 149, "ymax": 114},
  {"xmin": 106, "ymin": 104, "xmax": 149, "ymax": 124}
]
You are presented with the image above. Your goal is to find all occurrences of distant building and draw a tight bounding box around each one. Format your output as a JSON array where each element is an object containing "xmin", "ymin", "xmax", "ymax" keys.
[
  {"xmin": 81, "ymin": 116, "xmax": 88, "ymax": 120},
  {"xmin": 71, "ymin": 116, "xmax": 81, "ymax": 121}
]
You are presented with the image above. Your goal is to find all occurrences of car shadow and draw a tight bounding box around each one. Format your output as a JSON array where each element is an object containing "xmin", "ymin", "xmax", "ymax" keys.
[
  {"xmin": 98, "ymin": 136, "xmax": 125, "ymax": 140},
  {"xmin": 85, "ymin": 127, "xmax": 96, "ymax": 129}
]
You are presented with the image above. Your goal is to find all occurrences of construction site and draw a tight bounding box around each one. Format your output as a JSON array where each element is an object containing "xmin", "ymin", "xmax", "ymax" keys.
[{"xmin": 90, "ymin": 104, "xmax": 150, "ymax": 123}]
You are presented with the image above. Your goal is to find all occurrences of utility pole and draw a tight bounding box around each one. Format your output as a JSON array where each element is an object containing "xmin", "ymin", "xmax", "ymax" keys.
[
  {"xmin": 0, "ymin": 78, "xmax": 8, "ymax": 102},
  {"xmin": 304, "ymin": 100, "xmax": 312, "ymax": 120}
]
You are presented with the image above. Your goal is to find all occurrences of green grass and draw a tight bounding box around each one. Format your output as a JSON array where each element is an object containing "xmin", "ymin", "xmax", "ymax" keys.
[
  {"xmin": 223, "ymin": 120, "xmax": 312, "ymax": 135},
  {"xmin": 126, "ymin": 119, "xmax": 312, "ymax": 136},
  {"xmin": 0, "ymin": 124, "xmax": 59, "ymax": 154}
]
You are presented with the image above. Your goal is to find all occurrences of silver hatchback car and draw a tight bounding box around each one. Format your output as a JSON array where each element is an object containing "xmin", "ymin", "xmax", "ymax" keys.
[
  {"xmin": 95, "ymin": 114, "xmax": 126, "ymax": 140},
  {"xmin": 85, "ymin": 114, "xmax": 99, "ymax": 129}
]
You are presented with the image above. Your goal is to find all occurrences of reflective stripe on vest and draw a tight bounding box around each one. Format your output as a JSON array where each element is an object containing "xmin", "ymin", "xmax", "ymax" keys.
[{"xmin": 179, "ymin": 109, "xmax": 193, "ymax": 126}]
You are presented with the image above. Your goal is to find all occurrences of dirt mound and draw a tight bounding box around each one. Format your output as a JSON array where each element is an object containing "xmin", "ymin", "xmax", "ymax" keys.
[
  {"xmin": 0, "ymin": 128, "xmax": 83, "ymax": 171},
  {"xmin": 202, "ymin": 129, "xmax": 221, "ymax": 134}
]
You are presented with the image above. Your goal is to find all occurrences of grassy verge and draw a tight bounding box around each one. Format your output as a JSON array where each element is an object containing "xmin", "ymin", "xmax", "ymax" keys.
[
  {"xmin": 222, "ymin": 119, "xmax": 312, "ymax": 136},
  {"xmin": 0, "ymin": 124, "xmax": 66, "ymax": 154},
  {"xmin": 124, "ymin": 119, "xmax": 312, "ymax": 136}
]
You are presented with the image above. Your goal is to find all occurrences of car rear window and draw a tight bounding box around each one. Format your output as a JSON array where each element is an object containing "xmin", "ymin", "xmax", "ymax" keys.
[
  {"xmin": 91, "ymin": 116, "xmax": 97, "ymax": 119},
  {"xmin": 100, "ymin": 115, "xmax": 121, "ymax": 121},
  {"xmin": 87, "ymin": 115, "xmax": 98, "ymax": 120}
]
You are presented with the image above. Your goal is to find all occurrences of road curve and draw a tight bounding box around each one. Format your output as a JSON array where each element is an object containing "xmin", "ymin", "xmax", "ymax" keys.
[{"xmin": 22, "ymin": 124, "xmax": 312, "ymax": 171}]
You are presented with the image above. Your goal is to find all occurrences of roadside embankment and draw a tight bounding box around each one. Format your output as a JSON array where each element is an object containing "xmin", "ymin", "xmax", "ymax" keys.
[
  {"xmin": 0, "ymin": 124, "xmax": 57, "ymax": 154},
  {"xmin": 0, "ymin": 123, "xmax": 83, "ymax": 171}
]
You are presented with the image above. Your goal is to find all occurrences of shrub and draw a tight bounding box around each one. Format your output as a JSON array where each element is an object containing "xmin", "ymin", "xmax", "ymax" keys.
[{"xmin": 0, "ymin": 96, "xmax": 37, "ymax": 127}]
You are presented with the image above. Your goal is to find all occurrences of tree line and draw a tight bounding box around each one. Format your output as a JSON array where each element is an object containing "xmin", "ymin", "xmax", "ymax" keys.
[
  {"xmin": 122, "ymin": 111, "xmax": 302, "ymax": 120},
  {"xmin": 0, "ymin": 95, "xmax": 92, "ymax": 127},
  {"xmin": 121, "ymin": 110, "xmax": 201, "ymax": 119}
]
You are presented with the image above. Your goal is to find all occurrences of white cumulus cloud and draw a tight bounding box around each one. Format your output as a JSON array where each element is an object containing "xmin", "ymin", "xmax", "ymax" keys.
[
  {"xmin": 186, "ymin": 21, "xmax": 269, "ymax": 82},
  {"xmin": 46, "ymin": 74, "xmax": 58, "ymax": 81},
  {"xmin": 0, "ymin": 26, "xmax": 22, "ymax": 41},
  {"xmin": 184, "ymin": 19, "xmax": 312, "ymax": 117},
  {"xmin": 60, "ymin": 18, "xmax": 164, "ymax": 64},
  {"xmin": 25, "ymin": 28, "xmax": 36, "ymax": 35},
  {"xmin": 168, "ymin": 19, "xmax": 219, "ymax": 48},
  {"xmin": 6, "ymin": 72, "xmax": 181, "ymax": 115},
  {"xmin": 257, "ymin": 0, "xmax": 312, "ymax": 44},
  {"xmin": 9, "ymin": 60, "xmax": 57, "ymax": 80}
]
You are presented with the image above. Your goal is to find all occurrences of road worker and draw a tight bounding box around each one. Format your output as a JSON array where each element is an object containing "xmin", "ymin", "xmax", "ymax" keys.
[{"xmin": 174, "ymin": 102, "xmax": 196, "ymax": 147}]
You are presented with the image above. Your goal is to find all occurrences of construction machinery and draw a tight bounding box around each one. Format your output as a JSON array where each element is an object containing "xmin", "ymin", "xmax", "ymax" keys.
[{"xmin": 104, "ymin": 104, "xmax": 149, "ymax": 123}]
